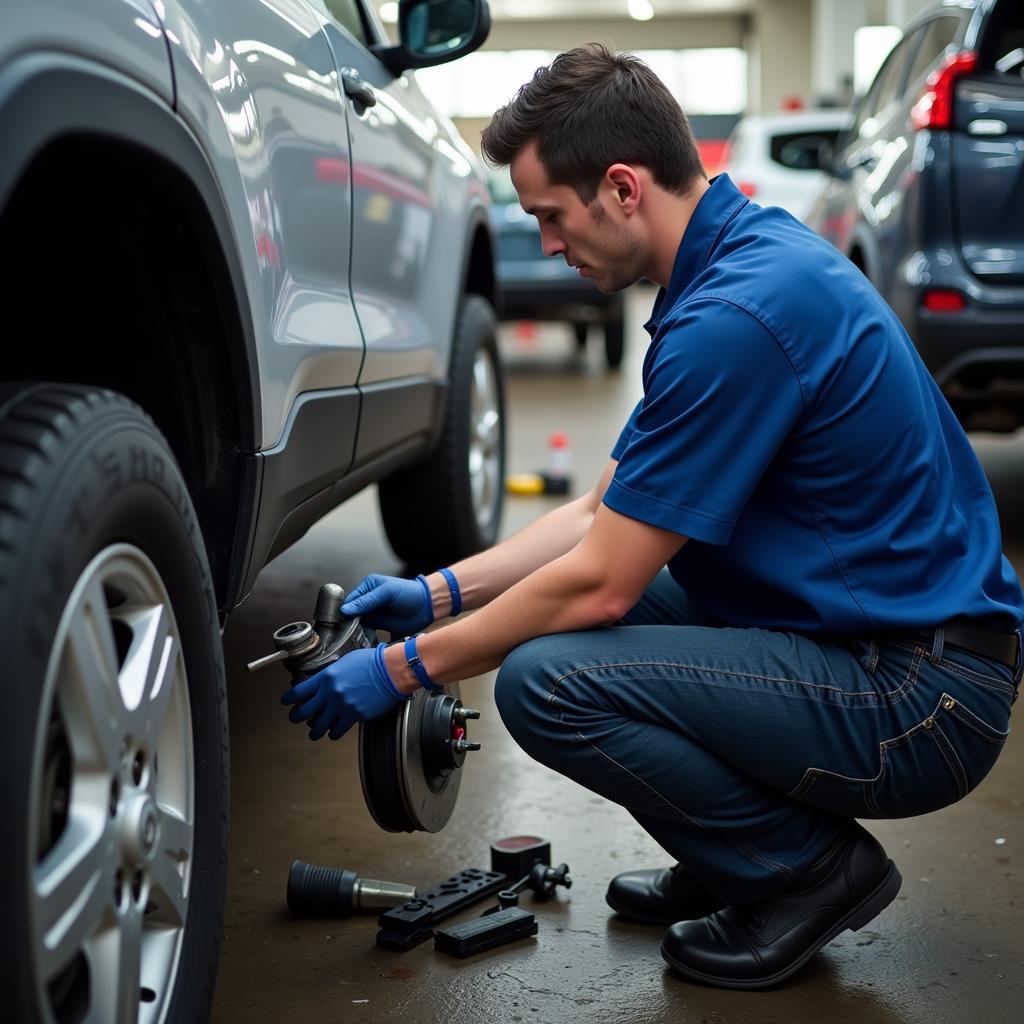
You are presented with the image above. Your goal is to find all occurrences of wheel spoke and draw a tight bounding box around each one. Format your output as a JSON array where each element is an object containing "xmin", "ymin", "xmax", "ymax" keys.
[
  {"xmin": 61, "ymin": 578, "xmax": 124, "ymax": 773},
  {"xmin": 85, "ymin": 908, "xmax": 142, "ymax": 1024},
  {"xmin": 119, "ymin": 603, "xmax": 178, "ymax": 737},
  {"xmin": 147, "ymin": 807, "xmax": 191, "ymax": 927},
  {"xmin": 476, "ymin": 408, "xmax": 500, "ymax": 451},
  {"xmin": 473, "ymin": 352, "xmax": 493, "ymax": 405},
  {"xmin": 35, "ymin": 817, "xmax": 113, "ymax": 979}
]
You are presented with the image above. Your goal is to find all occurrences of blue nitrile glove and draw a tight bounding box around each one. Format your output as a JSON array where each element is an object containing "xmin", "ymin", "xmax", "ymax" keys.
[
  {"xmin": 341, "ymin": 573, "xmax": 433, "ymax": 635},
  {"xmin": 280, "ymin": 644, "xmax": 409, "ymax": 741}
]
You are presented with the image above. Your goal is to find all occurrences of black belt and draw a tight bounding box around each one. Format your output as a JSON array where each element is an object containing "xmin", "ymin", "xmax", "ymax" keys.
[{"xmin": 886, "ymin": 619, "xmax": 1020, "ymax": 670}]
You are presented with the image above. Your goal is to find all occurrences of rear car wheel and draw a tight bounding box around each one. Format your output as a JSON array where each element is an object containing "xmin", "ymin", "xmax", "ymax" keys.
[
  {"xmin": 379, "ymin": 295, "xmax": 506, "ymax": 571},
  {"xmin": 0, "ymin": 384, "xmax": 228, "ymax": 1024}
]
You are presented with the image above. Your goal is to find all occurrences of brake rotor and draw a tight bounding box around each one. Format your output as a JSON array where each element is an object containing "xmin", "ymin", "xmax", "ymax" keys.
[{"xmin": 358, "ymin": 683, "xmax": 479, "ymax": 833}]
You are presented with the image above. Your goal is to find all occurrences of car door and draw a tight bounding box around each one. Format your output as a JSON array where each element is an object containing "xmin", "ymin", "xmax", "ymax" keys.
[
  {"xmin": 157, "ymin": 0, "xmax": 364, "ymax": 453},
  {"xmin": 309, "ymin": 0, "xmax": 466, "ymax": 469},
  {"xmin": 840, "ymin": 29, "xmax": 923, "ymax": 288}
]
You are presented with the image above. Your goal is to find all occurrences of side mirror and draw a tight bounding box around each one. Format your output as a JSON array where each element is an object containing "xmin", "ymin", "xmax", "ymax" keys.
[{"xmin": 373, "ymin": 0, "xmax": 491, "ymax": 76}]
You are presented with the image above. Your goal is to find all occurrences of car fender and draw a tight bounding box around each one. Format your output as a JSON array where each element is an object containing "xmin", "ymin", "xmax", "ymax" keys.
[{"xmin": 0, "ymin": 52, "xmax": 260, "ymax": 450}]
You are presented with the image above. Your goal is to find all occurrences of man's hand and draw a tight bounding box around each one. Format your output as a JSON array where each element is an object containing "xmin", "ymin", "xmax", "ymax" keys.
[
  {"xmin": 281, "ymin": 644, "xmax": 409, "ymax": 741},
  {"xmin": 341, "ymin": 573, "xmax": 433, "ymax": 634}
]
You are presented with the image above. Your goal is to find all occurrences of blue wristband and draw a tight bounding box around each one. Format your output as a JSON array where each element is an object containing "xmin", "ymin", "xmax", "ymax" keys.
[
  {"xmin": 403, "ymin": 634, "xmax": 442, "ymax": 693},
  {"xmin": 414, "ymin": 574, "xmax": 435, "ymax": 625},
  {"xmin": 438, "ymin": 566, "xmax": 462, "ymax": 616},
  {"xmin": 374, "ymin": 643, "xmax": 411, "ymax": 702}
]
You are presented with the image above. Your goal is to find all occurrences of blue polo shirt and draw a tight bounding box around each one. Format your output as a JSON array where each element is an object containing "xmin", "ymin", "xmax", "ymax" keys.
[{"xmin": 606, "ymin": 174, "xmax": 1024, "ymax": 633}]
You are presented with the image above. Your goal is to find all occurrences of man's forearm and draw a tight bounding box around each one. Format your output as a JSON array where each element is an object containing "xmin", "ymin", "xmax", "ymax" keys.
[
  {"xmin": 387, "ymin": 543, "xmax": 620, "ymax": 688},
  {"xmin": 383, "ymin": 503, "xmax": 687, "ymax": 694},
  {"xmin": 424, "ymin": 490, "xmax": 600, "ymax": 616}
]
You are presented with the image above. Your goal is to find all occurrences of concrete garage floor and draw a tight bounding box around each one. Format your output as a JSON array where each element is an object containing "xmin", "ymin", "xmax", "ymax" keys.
[{"xmin": 213, "ymin": 287, "xmax": 1023, "ymax": 1024}]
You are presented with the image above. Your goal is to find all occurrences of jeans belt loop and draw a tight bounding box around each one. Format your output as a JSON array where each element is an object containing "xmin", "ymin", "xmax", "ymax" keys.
[
  {"xmin": 866, "ymin": 639, "xmax": 880, "ymax": 675},
  {"xmin": 929, "ymin": 626, "xmax": 945, "ymax": 666}
]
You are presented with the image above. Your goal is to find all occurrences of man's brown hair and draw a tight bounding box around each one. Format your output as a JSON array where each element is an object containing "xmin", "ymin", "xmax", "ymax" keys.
[{"xmin": 480, "ymin": 43, "xmax": 705, "ymax": 203}]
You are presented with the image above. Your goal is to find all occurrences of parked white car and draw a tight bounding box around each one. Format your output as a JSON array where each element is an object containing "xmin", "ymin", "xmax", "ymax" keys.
[{"xmin": 723, "ymin": 110, "xmax": 853, "ymax": 222}]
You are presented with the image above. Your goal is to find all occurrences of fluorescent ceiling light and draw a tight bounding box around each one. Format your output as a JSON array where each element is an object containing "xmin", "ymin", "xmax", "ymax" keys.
[{"xmin": 628, "ymin": 0, "xmax": 654, "ymax": 20}]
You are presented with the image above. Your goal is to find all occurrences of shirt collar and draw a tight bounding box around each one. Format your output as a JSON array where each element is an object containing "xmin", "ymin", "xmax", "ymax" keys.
[{"xmin": 644, "ymin": 173, "xmax": 749, "ymax": 335}]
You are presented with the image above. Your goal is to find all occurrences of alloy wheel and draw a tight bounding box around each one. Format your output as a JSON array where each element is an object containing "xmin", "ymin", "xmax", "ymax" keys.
[
  {"xmin": 468, "ymin": 345, "xmax": 502, "ymax": 534},
  {"xmin": 30, "ymin": 544, "xmax": 194, "ymax": 1024}
]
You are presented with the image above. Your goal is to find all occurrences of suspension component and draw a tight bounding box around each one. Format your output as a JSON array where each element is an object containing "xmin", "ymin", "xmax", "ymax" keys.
[
  {"xmin": 249, "ymin": 581, "xmax": 482, "ymax": 834},
  {"xmin": 246, "ymin": 583, "xmax": 376, "ymax": 680}
]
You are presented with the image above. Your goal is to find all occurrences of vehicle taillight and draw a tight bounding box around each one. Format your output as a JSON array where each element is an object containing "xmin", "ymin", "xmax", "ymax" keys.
[
  {"xmin": 737, "ymin": 181, "xmax": 757, "ymax": 197},
  {"xmin": 911, "ymin": 51, "xmax": 977, "ymax": 131},
  {"xmin": 922, "ymin": 289, "xmax": 967, "ymax": 312}
]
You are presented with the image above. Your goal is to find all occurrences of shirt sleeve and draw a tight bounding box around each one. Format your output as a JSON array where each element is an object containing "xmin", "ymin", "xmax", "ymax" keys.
[
  {"xmin": 603, "ymin": 297, "xmax": 804, "ymax": 545},
  {"xmin": 611, "ymin": 401, "xmax": 642, "ymax": 460}
]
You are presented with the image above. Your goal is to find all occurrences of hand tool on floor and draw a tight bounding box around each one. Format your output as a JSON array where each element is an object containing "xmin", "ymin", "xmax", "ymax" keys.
[
  {"xmin": 287, "ymin": 861, "xmax": 415, "ymax": 918},
  {"xmin": 434, "ymin": 907, "xmax": 538, "ymax": 958},
  {"xmin": 376, "ymin": 868, "xmax": 508, "ymax": 950},
  {"xmin": 248, "ymin": 582, "xmax": 482, "ymax": 833},
  {"xmin": 482, "ymin": 860, "xmax": 572, "ymax": 914},
  {"xmin": 490, "ymin": 834, "xmax": 552, "ymax": 879}
]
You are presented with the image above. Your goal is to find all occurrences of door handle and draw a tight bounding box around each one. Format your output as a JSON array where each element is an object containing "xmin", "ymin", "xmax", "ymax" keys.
[{"xmin": 342, "ymin": 72, "xmax": 376, "ymax": 108}]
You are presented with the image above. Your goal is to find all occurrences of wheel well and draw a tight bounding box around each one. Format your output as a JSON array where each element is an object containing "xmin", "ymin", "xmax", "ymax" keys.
[
  {"xmin": 463, "ymin": 222, "xmax": 496, "ymax": 307},
  {"xmin": 0, "ymin": 134, "xmax": 252, "ymax": 610}
]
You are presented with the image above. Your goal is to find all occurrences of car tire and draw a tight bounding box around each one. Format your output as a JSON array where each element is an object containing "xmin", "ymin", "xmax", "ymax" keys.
[
  {"xmin": 0, "ymin": 383, "xmax": 228, "ymax": 1024},
  {"xmin": 379, "ymin": 295, "xmax": 506, "ymax": 571},
  {"xmin": 604, "ymin": 312, "xmax": 625, "ymax": 370}
]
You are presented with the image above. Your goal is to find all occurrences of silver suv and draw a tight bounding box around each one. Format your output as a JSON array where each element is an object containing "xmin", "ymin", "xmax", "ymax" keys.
[{"xmin": 0, "ymin": 1, "xmax": 503, "ymax": 1020}]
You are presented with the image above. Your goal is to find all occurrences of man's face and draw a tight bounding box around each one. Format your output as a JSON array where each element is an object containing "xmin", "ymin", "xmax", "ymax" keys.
[{"xmin": 509, "ymin": 143, "xmax": 643, "ymax": 293}]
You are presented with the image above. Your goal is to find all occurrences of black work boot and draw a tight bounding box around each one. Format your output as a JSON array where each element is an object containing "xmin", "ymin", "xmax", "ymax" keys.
[
  {"xmin": 606, "ymin": 864, "xmax": 725, "ymax": 925},
  {"xmin": 660, "ymin": 822, "xmax": 902, "ymax": 989}
]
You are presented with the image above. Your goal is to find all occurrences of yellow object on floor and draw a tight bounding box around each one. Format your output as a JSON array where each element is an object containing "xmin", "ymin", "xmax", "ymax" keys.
[{"xmin": 506, "ymin": 473, "xmax": 545, "ymax": 496}]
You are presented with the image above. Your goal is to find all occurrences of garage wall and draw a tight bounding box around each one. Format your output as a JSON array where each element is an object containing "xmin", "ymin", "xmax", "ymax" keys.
[
  {"xmin": 747, "ymin": 0, "xmax": 813, "ymax": 113},
  {"xmin": 483, "ymin": 15, "xmax": 745, "ymax": 51}
]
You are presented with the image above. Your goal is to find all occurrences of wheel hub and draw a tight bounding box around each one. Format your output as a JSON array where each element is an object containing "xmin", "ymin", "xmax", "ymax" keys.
[
  {"xmin": 358, "ymin": 685, "xmax": 481, "ymax": 833},
  {"xmin": 122, "ymin": 794, "xmax": 160, "ymax": 863}
]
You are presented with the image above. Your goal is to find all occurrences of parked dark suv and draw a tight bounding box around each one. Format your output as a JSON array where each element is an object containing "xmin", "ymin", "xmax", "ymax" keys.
[
  {"xmin": 807, "ymin": 0, "xmax": 1024, "ymax": 432},
  {"xmin": 488, "ymin": 167, "xmax": 627, "ymax": 369}
]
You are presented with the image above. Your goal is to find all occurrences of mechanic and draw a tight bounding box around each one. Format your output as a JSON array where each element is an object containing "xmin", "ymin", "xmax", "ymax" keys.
[{"xmin": 280, "ymin": 45, "xmax": 1024, "ymax": 989}]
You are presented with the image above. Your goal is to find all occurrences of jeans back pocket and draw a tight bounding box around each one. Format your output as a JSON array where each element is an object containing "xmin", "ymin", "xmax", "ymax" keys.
[
  {"xmin": 788, "ymin": 691, "xmax": 1010, "ymax": 819},
  {"xmin": 869, "ymin": 692, "xmax": 1009, "ymax": 818}
]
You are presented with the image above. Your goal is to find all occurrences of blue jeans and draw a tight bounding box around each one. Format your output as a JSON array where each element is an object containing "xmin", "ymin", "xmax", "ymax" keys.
[{"xmin": 494, "ymin": 571, "xmax": 1021, "ymax": 904}]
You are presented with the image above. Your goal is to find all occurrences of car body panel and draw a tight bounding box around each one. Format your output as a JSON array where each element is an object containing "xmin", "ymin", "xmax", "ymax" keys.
[
  {"xmin": 155, "ymin": 0, "xmax": 364, "ymax": 453},
  {"xmin": 316, "ymin": 13, "xmax": 487, "ymax": 388},
  {"xmin": 0, "ymin": 0, "xmax": 173, "ymax": 106},
  {"xmin": 952, "ymin": 74, "xmax": 1024, "ymax": 283},
  {"xmin": 152, "ymin": 0, "xmax": 491, "ymax": 451}
]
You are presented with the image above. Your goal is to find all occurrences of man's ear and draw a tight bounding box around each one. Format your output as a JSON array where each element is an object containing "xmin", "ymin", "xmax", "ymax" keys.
[{"xmin": 605, "ymin": 164, "xmax": 641, "ymax": 216}]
